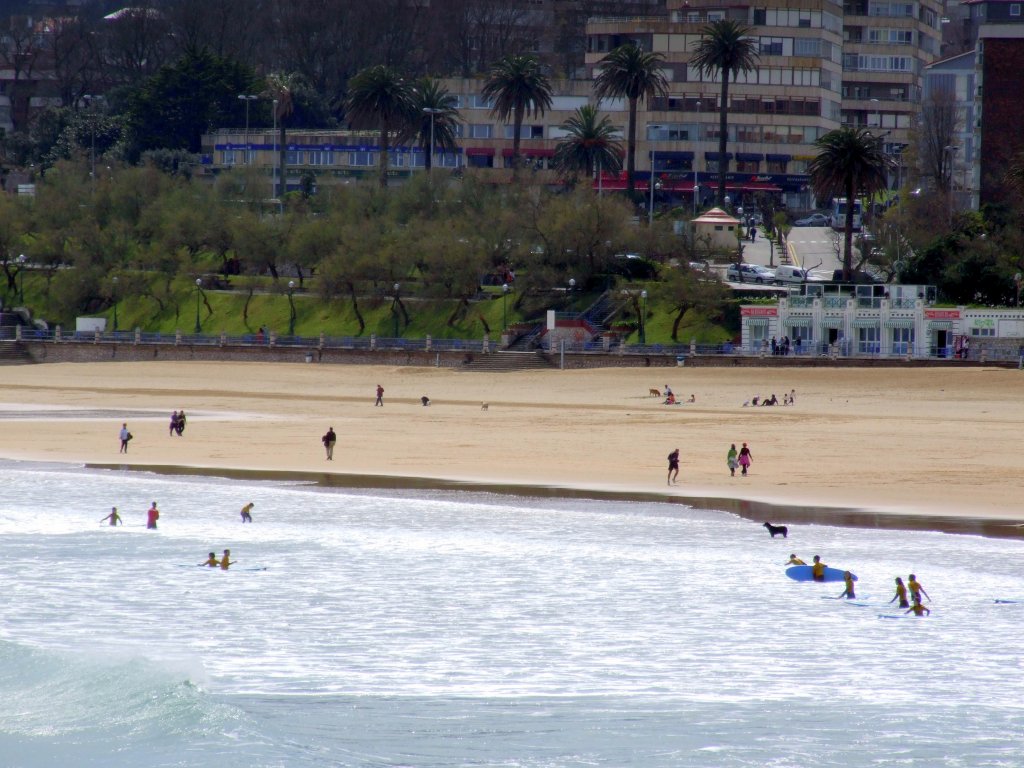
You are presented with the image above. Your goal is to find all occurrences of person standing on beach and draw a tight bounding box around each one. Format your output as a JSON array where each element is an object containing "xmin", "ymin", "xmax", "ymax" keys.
[
  {"xmin": 667, "ymin": 448, "xmax": 680, "ymax": 485},
  {"xmin": 738, "ymin": 442, "xmax": 753, "ymax": 475},
  {"xmin": 889, "ymin": 577, "xmax": 910, "ymax": 609},
  {"xmin": 101, "ymin": 507, "xmax": 122, "ymax": 526},
  {"xmin": 322, "ymin": 426, "xmax": 337, "ymax": 460},
  {"xmin": 375, "ymin": 384, "xmax": 384, "ymax": 406},
  {"xmin": 727, "ymin": 444, "xmax": 739, "ymax": 476},
  {"xmin": 119, "ymin": 423, "xmax": 131, "ymax": 453},
  {"xmin": 146, "ymin": 502, "xmax": 159, "ymax": 530},
  {"xmin": 240, "ymin": 502, "xmax": 254, "ymax": 523},
  {"xmin": 908, "ymin": 574, "xmax": 931, "ymax": 603}
]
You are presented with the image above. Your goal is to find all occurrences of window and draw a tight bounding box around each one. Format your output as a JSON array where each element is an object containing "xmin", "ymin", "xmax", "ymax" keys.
[
  {"xmin": 970, "ymin": 326, "xmax": 995, "ymax": 337},
  {"xmin": 434, "ymin": 152, "xmax": 461, "ymax": 168},
  {"xmin": 1012, "ymin": 4, "xmax": 1021, "ymax": 16},
  {"xmin": 222, "ymin": 149, "xmax": 238, "ymax": 166},
  {"xmin": 794, "ymin": 38, "xmax": 819, "ymax": 56},
  {"xmin": 504, "ymin": 124, "xmax": 544, "ymax": 139},
  {"xmin": 349, "ymin": 151, "xmax": 375, "ymax": 167},
  {"xmin": 466, "ymin": 95, "xmax": 493, "ymax": 109},
  {"xmin": 468, "ymin": 124, "xmax": 492, "ymax": 139},
  {"xmin": 892, "ymin": 327, "xmax": 914, "ymax": 355},
  {"xmin": 858, "ymin": 326, "xmax": 880, "ymax": 354},
  {"xmin": 308, "ymin": 150, "xmax": 334, "ymax": 166},
  {"xmin": 735, "ymin": 160, "xmax": 759, "ymax": 173},
  {"xmin": 286, "ymin": 150, "xmax": 304, "ymax": 165}
]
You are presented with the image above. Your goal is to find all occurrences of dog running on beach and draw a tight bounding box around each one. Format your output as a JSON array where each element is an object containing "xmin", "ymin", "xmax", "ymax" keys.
[
  {"xmin": 649, "ymin": 388, "xmax": 661, "ymax": 397},
  {"xmin": 481, "ymin": 402, "xmax": 489, "ymax": 410},
  {"xmin": 763, "ymin": 522, "xmax": 788, "ymax": 538}
]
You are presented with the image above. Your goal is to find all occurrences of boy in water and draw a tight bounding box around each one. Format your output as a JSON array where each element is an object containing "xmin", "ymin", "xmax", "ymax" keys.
[
  {"xmin": 241, "ymin": 502, "xmax": 254, "ymax": 523},
  {"xmin": 908, "ymin": 574, "xmax": 930, "ymax": 603},
  {"xmin": 101, "ymin": 507, "xmax": 122, "ymax": 526},
  {"xmin": 838, "ymin": 571, "xmax": 856, "ymax": 600},
  {"xmin": 889, "ymin": 577, "xmax": 910, "ymax": 609},
  {"xmin": 786, "ymin": 554, "xmax": 806, "ymax": 565},
  {"xmin": 146, "ymin": 502, "xmax": 159, "ymax": 530},
  {"xmin": 220, "ymin": 549, "xmax": 234, "ymax": 570},
  {"xmin": 811, "ymin": 555, "xmax": 827, "ymax": 582},
  {"xmin": 202, "ymin": 552, "xmax": 218, "ymax": 567},
  {"xmin": 905, "ymin": 599, "xmax": 931, "ymax": 617}
]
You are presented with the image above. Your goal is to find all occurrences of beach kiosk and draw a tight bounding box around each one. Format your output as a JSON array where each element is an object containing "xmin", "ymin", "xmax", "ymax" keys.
[{"xmin": 692, "ymin": 207, "xmax": 742, "ymax": 256}]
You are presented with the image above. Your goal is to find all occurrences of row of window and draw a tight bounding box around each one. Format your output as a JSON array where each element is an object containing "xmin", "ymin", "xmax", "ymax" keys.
[
  {"xmin": 649, "ymin": 95, "xmax": 825, "ymax": 117},
  {"xmin": 221, "ymin": 150, "xmax": 462, "ymax": 169},
  {"xmin": 842, "ymin": 54, "xmax": 917, "ymax": 73},
  {"xmin": 647, "ymin": 122, "xmax": 830, "ymax": 145}
]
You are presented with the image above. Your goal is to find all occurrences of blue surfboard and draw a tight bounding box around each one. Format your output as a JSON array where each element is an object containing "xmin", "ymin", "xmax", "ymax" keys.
[{"xmin": 786, "ymin": 565, "xmax": 857, "ymax": 583}]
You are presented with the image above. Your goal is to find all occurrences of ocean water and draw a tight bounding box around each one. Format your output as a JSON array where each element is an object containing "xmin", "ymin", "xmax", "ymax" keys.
[{"xmin": 0, "ymin": 462, "xmax": 1021, "ymax": 768}]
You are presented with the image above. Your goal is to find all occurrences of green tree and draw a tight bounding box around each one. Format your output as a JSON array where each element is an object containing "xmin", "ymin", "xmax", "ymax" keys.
[
  {"xmin": 412, "ymin": 78, "xmax": 461, "ymax": 171},
  {"xmin": 808, "ymin": 127, "xmax": 891, "ymax": 280},
  {"xmin": 593, "ymin": 43, "xmax": 668, "ymax": 197},
  {"xmin": 264, "ymin": 72, "xmax": 300, "ymax": 201},
  {"xmin": 125, "ymin": 48, "xmax": 259, "ymax": 157},
  {"xmin": 690, "ymin": 21, "xmax": 760, "ymax": 205},
  {"xmin": 345, "ymin": 65, "xmax": 417, "ymax": 188},
  {"xmin": 482, "ymin": 55, "xmax": 553, "ymax": 180},
  {"xmin": 552, "ymin": 104, "xmax": 623, "ymax": 185}
]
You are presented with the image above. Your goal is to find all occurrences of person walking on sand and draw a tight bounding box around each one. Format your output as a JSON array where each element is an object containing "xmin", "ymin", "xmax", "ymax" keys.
[
  {"xmin": 169, "ymin": 411, "xmax": 179, "ymax": 436},
  {"xmin": 667, "ymin": 448, "xmax": 680, "ymax": 485},
  {"xmin": 727, "ymin": 444, "xmax": 739, "ymax": 476},
  {"xmin": 889, "ymin": 577, "xmax": 910, "ymax": 609},
  {"xmin": 101, "ymin": 507, "xmax": 122, "ymax": 526},
  {"xmin": 146, "ymin": 501, "xmax": 159, "ymax": 530},
  {"xmin": 908, "ymin": 574, "xmax": 931, "ymax": 603},
  {"xmin": 375, "ymin": 384, "xmax": 384, "ymax": 406},
  {"xmin": 738, "ymin": 442, "xmax": 753, "ymax": 476},
  {"xmin": 240, "ymin": 502, "xmax": 254, "ymax": 523},
  {"xmin": 838, "ymin": 571, "xmax": 856, "ymax": 600},
  {"xmin": 175, "ymin": 410, "xmax": 187, "ymax": 436},
  {"xmin": 119, "ymin": 423, "xmax": 131, "ymax": 453},
  {"xmin": 322, "ymin": 426, "xmax": 337, "ymax": 460}
]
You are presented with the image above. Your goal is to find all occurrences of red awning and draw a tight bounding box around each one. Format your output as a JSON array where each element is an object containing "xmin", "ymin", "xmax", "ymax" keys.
[
  {"xmin": 501, "ymin": 148, "xmax": 555, "ymax": 158},
  {"xmin": 465, "ymin": 147, "xmax": 495, "ymax": 157}
]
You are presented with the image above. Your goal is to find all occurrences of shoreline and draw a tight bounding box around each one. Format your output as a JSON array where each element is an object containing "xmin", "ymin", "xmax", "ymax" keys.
[
  {"xmin": 83, "ymin": 462, "xmax": 1024, "ymax": 540},
  {"xmin": 0, "ymin": 361, "xmax": 1022, "ymax": 538}
]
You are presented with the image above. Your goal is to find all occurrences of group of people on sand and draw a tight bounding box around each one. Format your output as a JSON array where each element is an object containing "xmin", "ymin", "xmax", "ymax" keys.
[
  {"xmin": 768, "ymin": 335, "xmax": 799, "ymax": 356},
  {"xmin": 746, "ymin": 389, "xmax": 795, "ymax": 407},
  {"xmin": 726, "ymin": 443, "xmax": 753, "ymax": 476},
  {"xmin": 786, "ymin": 553, "xmax": 932, "ymax": 616},
  {"xmin": 100, "ymin": 501, "xmax": 160, "ymax": 529},
  {"xmin": 662, "ymin": 385, "xmax": 695, "ymax": 406},
  {"xmin": 169, "ymin": 410, "xmax": 187, "ymax": 436}
]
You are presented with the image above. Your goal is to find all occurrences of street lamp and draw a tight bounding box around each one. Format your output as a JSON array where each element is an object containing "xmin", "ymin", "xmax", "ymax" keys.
[
  {"xmin": 17, "ymin": 253, "xmax": 25, "ymax": 302},
  {"xmin": 194, "ymin": 277, "xmax": 202, "ymax": 334},
  {"xmin": 83, "ymin": 94, "xmax": 102, "ymax": 188},
  {"xmin": 693, "ymin": 101, "xmax": 701, "ymax": 216},
  {"xmin": 502, "ymin": 283, "xmax": 509, "ymax": 330},
  {"xmin": 869, "ymin": 97, "xmax": 880, "ymax": 130},
  {"xmin": 287, "ymin": 279, "xmax": 296, "ymax": 336},
  {"xmin": 640, "ymin": 289, "xmax": 648, "ymax": 344},
  {"xmin": 112, "ymin": 275, "xmax": 118, "ymax": 331},
  {"xmin": 272, "ymin": 98, "xmax": 279, "ymax": 202},
  {"xmin": 1015, "ymin": 273, "xmax": 1022, "ymax": 307},
  {"xmin": 568, "ymin": 277, "xmax": 576, "ymax": 293},
  {"xmin": 393, "ymin": 282, "xmax": 401, "ymax": 338},
  {"xmin": 422, "ymin": 107, "xmax": 443, "ymax": 171},
  {"xmin": 945, "ymin": 145, "xmax": 959, "ymax": 223},
  {"xmin": 238, "ymin": 94, "xmax": 258, "ymax": 163}
]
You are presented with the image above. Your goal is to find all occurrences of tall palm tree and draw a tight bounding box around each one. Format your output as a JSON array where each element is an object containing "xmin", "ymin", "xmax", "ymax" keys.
[
  {"xmin": 593, "ymin": 43, "xmax": 668, "ymax": 197},
  {"xmin": 690, "ymin": 20, "xmax": 759, "ymax": 206},
  {"xmin": 345, "ymin": 65, "xmax": 417, "ymax": 188},
  {"xmin": 482, "ymin": 55, "xmax": 553, "ymax": 180},
  {"xmin": 553, "ymin": 104, "xmax": 623, "ymax": 184},
  {"xmin": 264, "ymin": 73, "xmax": 298, "ymax": 203},
  {"xmin": 808, "ymin": 127, "xmax": 892, "ymax": 281},
  {"xmin": 412, "ymin": 78, "xmax": 461, "ymax": 171}
]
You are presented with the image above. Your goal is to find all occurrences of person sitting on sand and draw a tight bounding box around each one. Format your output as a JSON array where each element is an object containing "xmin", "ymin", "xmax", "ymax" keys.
[
  {"xmin": 786, "ymin": 554, "xmax": 806, "ymax": 565},
  {"xmin": 687, "ymin": 394, "xmax": 696, "ymax": 403},
  {"xmin": 751, "ymin": 396, "xmax": 759, "ymax": 407},
  {"xmin": 101, "ymin": 506, "xmax": 122, "ymax": 526},
  {"xmin": 889, "ymin": 577, "xmax": 910, "ymax": 608},
  {"xmin": 838, "ymin": 571, "xmax": 856, "ymax": 600},
  {"xmin": 905, "ymin": 599, "xmax": 931, "ymax": 617},
  {"xmin": 421, "ymin": 396, "xmax": 430, "ymax": 406},
  {"xmin": 201, "ymin": 552, "xmax": 218, "ymax": 567},
  {"xmin": 811, "ymin": 555, "xmax": 827, "ymax": 582},
  {"xmin": 766, "ymin": 394, "xmax": 778, "ymax": 406},
  {"xmin": 664, "ymin": 392, "xmax": 676, "ymax": 405}
]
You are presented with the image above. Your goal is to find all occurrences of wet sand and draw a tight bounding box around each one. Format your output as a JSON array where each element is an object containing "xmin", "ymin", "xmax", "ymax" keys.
[{"xmin": 0, "ymin": 361, "xmax": 1021, "ymax": 535}]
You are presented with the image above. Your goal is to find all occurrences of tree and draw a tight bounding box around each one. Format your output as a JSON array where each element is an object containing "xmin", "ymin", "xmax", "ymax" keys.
[
  {"xmin": 264, "ymin": 73, "xmax": 299, "ymax": 200},
  {"xmin": 412, "ymin": 78, "xmax": 461, "ymax": 171},
  {"xmin": 593, "ymin": 43, "xmax": 668, "ymax": 197},
  {"xmin": 690, "ymin": 20, "xmax": 760, "ymax": 205},
  {"xmin": 552, "ymin": 104, "xmax": 623, "ymax": 184},
  {"xmin": 919, "ymin": 85, "xmax": 962, "ymax": 191},
  {"xmin": 345, "ymin": 65, "xmax": 416, "ymax": 188},
  {"xmin": 482, "ymin": 55, "xmax": 553, "ymax": 180},
  {"xmin": 808, "ymin": 127, "xmax": 892, "ymax": 281}
]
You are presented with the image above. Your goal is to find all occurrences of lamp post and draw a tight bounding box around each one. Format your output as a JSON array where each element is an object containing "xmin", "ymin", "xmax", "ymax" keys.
[
  {"xmin": 272, "ymin": 98, "xmax": 279, "ymax": 202},
  {"xmin": 17, "ymin": 253, "xmax": 25, "ymax": 302},
  {"xmin": 238, "ymin": 94, "xmax": 258, "ymax": 163},
  {"xmin": 112, "ymin": 275, "xmax": 118, "ymax": 331},
  {"xmin": 693, "ymin": 101, "xmax": 701, "ymax": 216},
  {"xmin": 568, "ymin": 277, "xmax": 576, "ymax": 293},
  {"xmin": 194, "ymin": 278, "xmax": 202, "ymax": 334},
  {"xmin": 83, "ymin": 94, "xmax": 102, "ymax": 188},
  {"xmin": 649, "ymin": 149, "xmax": 658, "ymax": 225},
  {"xmin": 393, "ymin": 283, "xmax": 401, "ymax": 338},
  {"xmin": 640, "ymin": 289, "xmax": 648, "ymax": 344},
  {"xmin": 945, "ymin": 145, "xmax": 958, "ymax": 223},
  {"xmin": 287, "ymin": 279, "xmax": 296, "ymax": 336},
  {"xmin": 1015, "ymin": 273, "xmax": 1022, "ymax": 307},
  {"xmin": 423, "ymin": 107, "xmax": 442, "ymax": 172},
  {"xmin": 869, "ymin": 97, "xmax": 880, "ymax": 130},
  {"xmin": 502, "ymin": 283, "xmax": 509, "ymax": 330}
]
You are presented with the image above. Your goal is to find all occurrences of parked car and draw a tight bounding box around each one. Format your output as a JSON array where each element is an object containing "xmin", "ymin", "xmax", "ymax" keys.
[
  {"xmin": 773, "ymin": 265, "xmax": 813, "ymax": 284},
  {"xmin": 793, "ymin": 212, "xmax": 830, "ymax": 227},
  {"xmin": 726, "ymin": 263, "xmax": 776, "ymax": 284}
]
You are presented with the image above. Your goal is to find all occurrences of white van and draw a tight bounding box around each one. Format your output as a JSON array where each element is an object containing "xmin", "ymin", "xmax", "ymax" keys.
[{"xmin": 773, "ymin": 265, "xmax": 812, "ymax": 284}]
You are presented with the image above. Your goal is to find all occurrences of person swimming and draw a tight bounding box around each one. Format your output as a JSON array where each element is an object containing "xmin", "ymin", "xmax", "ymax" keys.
[
  {"xmin": 201, "ymin": 552, "xmax": 218, "ymax": 567},
  {"xmin": 905, "ymin": 599, "xmax": 931, "ymax": 617},
  {"xmin": 786, "ymin": 554, "xmax": 806, "ymax": 565}
]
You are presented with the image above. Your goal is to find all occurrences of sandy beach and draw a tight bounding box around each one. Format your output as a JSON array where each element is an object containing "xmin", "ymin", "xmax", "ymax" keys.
[{"xmin": 0, "ymin": 360, "xmax": 1021, "ymax": 532}]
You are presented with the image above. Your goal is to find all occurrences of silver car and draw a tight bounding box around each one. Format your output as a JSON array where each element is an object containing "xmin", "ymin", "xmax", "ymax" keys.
[{"xmin": 726, "ymin": 263, "xmax": 776, "ymax": 284}]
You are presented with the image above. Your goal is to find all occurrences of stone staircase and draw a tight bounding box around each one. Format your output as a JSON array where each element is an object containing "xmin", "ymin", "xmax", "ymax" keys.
[
  {"xmin": 457, "ymin": 350, "xmax": 556, "ymax": 372},
  {"xmin": 0, "ymin": 341, "xmax": 32, "ymax": 365}
]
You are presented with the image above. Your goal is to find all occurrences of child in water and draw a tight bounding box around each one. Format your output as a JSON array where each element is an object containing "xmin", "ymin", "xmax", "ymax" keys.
[{"xmin": 838, "ymin": 571, "xmax": 856, "ymax": 600}]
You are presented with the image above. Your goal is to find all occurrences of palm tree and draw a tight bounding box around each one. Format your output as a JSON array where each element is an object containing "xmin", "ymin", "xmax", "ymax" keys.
[
  {"xmin": 345, "ymin": 65, "xmax": 416, "ymax": 188},
  {"xmin": 482, "ymin": 55, "xmax": 553, "ymax": 180},
  {"xmin": 690, "ymin": 20, "xmax": 760, "ymax": 205},
  {"xmin": 412, "ymin": 78, "xmax": 461, "ymax": 171},
  {"xmin": 553, "ymin": 104, "xmax": 623, "ymax": 184},
  {"xmin": 263, "ymin": 74, "xmax": 298, "ymax": 203},
  {"xmin": 593, "ymin": 43, "xmax": 668, "ymax": 197},
  {"xmin": 808, "ymin": 127, "xmax": 892, "ymax": 281}
]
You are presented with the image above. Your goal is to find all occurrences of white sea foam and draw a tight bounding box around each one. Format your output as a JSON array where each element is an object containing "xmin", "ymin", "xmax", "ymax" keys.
[{"xmin": 0, "ymin": 461, "xmax": 1021, "ymax": 767}]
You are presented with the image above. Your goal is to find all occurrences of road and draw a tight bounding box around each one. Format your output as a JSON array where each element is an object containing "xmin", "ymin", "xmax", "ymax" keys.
[{"xmin": 784, "ymin": 226, "xmax": 842, "ymax": 277}]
